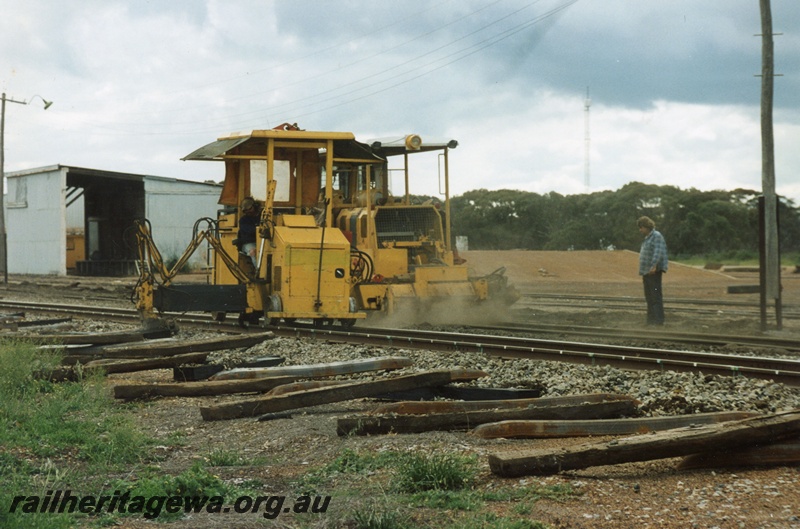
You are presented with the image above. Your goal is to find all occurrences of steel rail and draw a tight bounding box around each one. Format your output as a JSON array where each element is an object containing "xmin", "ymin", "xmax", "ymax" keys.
[
  {"xmin": 269, "ymin": 325, "xmax": 800, "ymax": 387},
  {"xmin": 522, "ymin": 293, "xmax": 800, "ymax": 308},
  {"xmin": 517, "ymin": 294, "xmax": 800, "ymax": 319},
  {"xmin": 3, "ymin": 299, "xmax": 799, "ymax": 386},
  {"xmin": 468, "ymin": 322, "xmax": 800, "ymax": 352},
  {"xmin": 522, "ymin": 293, "xmax": 767, "ymax": 307},
  {"xmin": 0, "ymin": 300, "xmax": 238, "ymax": 331},
  {"xmin": 0, "ymin": 300, "xmax": 138, "ymax": 320},
  {"xmin": 514, "ymin": 302, "xmax": 800, "ymax": 320}
]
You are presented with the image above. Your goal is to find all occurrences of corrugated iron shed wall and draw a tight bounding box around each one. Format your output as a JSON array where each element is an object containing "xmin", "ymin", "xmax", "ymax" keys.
[
  {"xmin": 144, "ymin": 176, "xmax": 223, "ymax": 265},
  {"xmin": 6, "ymin": 166, "xmax": 66, "ymax": 275},
  {"xmin": 4, "ymin": 165, "xmax": 221, "ymax": 276}
]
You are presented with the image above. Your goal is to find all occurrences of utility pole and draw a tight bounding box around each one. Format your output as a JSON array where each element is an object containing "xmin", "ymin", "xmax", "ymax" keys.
[
  {"xmin": 0, "ymin": 93, "xmax": 13, "ymax": 285},
  {"xmin": 758, "ymin": 0, "xmax": 781, "ymax": 329},
  {"xmin": 0, "ymin": 93, "xmax": 52, "ymax": 283}
]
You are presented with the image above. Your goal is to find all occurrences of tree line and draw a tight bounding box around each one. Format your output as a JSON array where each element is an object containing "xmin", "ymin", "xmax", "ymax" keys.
[{"xmin": 449, "ymin": 182, "xmax": 800, "ymax": 260}]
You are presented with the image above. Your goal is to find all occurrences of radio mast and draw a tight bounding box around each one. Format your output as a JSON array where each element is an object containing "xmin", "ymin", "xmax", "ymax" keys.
[{"xmin": 584, "ymin": 87, "xmax": 591, "ymax": 190}]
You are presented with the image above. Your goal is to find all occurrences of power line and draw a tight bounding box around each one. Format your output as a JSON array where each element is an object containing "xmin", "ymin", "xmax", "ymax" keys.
[{"xmin": 73, "ymin": 0, "xmax": 581, "ymax": 135}]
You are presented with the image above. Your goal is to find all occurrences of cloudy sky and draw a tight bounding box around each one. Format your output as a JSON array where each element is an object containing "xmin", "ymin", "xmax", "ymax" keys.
[{"xmin": 2, "ymin": 0, "xmax": 799, "ymax": 201}]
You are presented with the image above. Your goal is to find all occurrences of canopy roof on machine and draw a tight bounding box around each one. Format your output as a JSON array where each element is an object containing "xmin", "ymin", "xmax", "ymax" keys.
[
  {"xmin": 182, "ymin": 128, "xmax": 382, "ymax": 162},
  {"xmin": 182, "ymin": 126, "xmax": 458, "ymax": 163}
]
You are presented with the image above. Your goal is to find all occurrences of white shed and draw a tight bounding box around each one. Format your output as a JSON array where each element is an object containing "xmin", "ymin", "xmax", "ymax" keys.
[{"xmin": 4, "ymin": 165, "xmax": 222, "ymax": 276}]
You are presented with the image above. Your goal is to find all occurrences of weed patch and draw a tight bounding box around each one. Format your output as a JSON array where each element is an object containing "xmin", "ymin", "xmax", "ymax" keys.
[
  {"xmin": 409, "ymin": 489, "xmax": 482, "ymax": 511},
  {"xmin": 393, "ymin": 453, "xmax": 477, "ymax": 493},
  {"xmin": 351, "ymin": 506, "xmax": 412, "ymax": 529},
  {"xmin": 295, "ymin": 448, "xmax": 400, "ymax": 494},
  {"xmin": 204, "ymin": 448, "xmax": 249, "ymax": 467}
]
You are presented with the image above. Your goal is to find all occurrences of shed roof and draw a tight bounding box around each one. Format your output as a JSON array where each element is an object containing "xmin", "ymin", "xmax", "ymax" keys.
[{"xmin": 5, "ymin": 164, "xmax": 221, "ymax": 188}]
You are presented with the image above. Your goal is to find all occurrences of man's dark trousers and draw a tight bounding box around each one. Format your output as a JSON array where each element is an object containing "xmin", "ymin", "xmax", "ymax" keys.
[{"xmin": 643, "ymin": 272, "xmax": 665, "ymax": 325}]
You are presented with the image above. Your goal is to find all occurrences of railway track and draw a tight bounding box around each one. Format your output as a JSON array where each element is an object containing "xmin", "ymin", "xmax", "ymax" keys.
[
  {"xmin": 516, "ymin": 293, "xmax": 800, "ymax": 319},
  {"xmin": 5, "ymin": 298, "xmax": 797, "ymax": 350},
  {"xmin": 3, "ymin": 299, "xmax": 799, "ymax": 387},
  {"xmin": 0, "ymin": 300, "xmax": 139, "ymax": 323},
  {"xmin": 270, "ymin": 324, "xmax": 800, "ymax": 387},
  {"xmin": 466, "ymin": 322, "xmax": 800, "ymax": 352}
]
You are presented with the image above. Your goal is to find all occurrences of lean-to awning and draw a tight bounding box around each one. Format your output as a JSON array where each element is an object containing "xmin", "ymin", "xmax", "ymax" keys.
[{"xmin": 182, "ymin": 137, "xmax": 251, "ymax": 161}]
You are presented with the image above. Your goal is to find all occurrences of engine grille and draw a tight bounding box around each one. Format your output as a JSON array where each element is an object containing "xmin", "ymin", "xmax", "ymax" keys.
[{"xmin": 374, "ymin": 207, "xmax": 442, "ymax": 245}]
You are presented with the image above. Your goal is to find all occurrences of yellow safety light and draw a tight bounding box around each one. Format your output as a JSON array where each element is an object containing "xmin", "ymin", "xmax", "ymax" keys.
[{"xmin": 405, "ymin": 134, "xmax": 422, "ymax": 151}]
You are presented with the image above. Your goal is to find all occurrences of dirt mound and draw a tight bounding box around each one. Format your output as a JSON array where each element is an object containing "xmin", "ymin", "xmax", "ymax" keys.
[{"xmin": 461, "ymin": 250, "xmax": 736, "ymax": 296}]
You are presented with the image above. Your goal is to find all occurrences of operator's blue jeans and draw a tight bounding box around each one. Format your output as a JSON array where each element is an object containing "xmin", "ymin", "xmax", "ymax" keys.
[{"xmin": 642, "ymin": 272, "xmax": 665, "ymax": 325}]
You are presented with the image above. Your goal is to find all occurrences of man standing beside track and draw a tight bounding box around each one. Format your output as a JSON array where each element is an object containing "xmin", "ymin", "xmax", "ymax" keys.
[{"xmin": 637, "ymin": 216, "xmax": 668, "ymax": 326}]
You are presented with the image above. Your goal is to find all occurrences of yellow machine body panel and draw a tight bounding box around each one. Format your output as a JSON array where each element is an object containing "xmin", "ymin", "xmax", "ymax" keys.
[
  {"xmin": 280, "ymin": 214, "xmax": 318, "ymax": 228},
  {"xmin": 385, "ymin": 283, "xmax": 417, "ymax": 312},
  {"xmin": 354, "ymin": 283, "xmax": 390, "ymax": 311},
  {"xmin": 213, "ymin": 212, "xmax": 242, "ymax": 286},
  {"xmin": 412, "ymin": 266, "xmax": 474, "ymax": 297},
  {"xmin": 268, "ymin": 222, "xmax": 363, "ymax": 320},
  {"xmin": 372, "ymin": 248, "xmax": 407, "ymax": 278}
]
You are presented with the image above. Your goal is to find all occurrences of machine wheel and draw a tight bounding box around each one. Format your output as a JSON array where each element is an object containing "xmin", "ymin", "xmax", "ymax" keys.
[
  {"xmin": 283, "ymin": 318, "xmax": 297, "ymax": 325},
  {"xmin": 312, "ymin": 318, "xmax": 333, "ymax": 328},
  {"xmin": 212, "ymin": 312, "xmax": 226, "ymax": 323},
  {"xmin": 340, "ymin": 297, "xmax": 359, "ymax": 328},
  {"xmin": 239, "ymin": 312, "xmax": 261, "ymax": 327},
  {"xmin": 267, "ymin": 294, "xmax": 283, "ymax": 326}
]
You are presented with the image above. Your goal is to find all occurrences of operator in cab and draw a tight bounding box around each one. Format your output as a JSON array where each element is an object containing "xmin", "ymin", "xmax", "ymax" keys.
[{"xmin": 237, "ymin": 197, "xmax": 261, "ymax": 267}]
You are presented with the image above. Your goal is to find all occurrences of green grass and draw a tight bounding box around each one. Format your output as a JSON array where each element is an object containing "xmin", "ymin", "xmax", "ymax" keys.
[
  {"xmin": 204, "ymin": 448, "xmax": 249, "ymax": 467},
  {"xmin": 351, "ymin": 507, "xmax": 412, "ymax": 529},
  {"xmin": 408, "ymin": 490, "xmax": 482, "ymax": 511},
  {"xmin": 0, "ymin": 340, "xmax": 150, "ymax": 467},
  {"xmin": 393, "ymin": 453, "xmax": 477, "ymax": 493},
  {"xmin": 297, "ymin": 450, "xmax": 477, "ymax": 496},
  {"xmin": 0, "ymin": 339, "xmax": 152, "ymax": 529},
  {"xmin": 295, "ymin": 448, "xmax": 400, "ymax": 494},
  {"xmin": 296, "ymin": 449, "xmax": 576, "ymax": 529},
  {"xmin": 108, "ymin": 461, "xmax": 259, "ymax": 522}
]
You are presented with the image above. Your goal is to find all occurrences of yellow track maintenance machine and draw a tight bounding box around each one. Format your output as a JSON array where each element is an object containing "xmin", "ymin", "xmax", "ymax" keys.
[
  {"xmin": 331, "ymin": 134, "xmax": 518, "ymax": 323},
  {"xmin": 132, "ymin": 124, "xmax": 517, "ymax": 329}
]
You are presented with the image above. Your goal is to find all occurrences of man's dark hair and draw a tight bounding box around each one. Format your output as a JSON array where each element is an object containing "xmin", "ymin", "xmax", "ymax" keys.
[{"xmin": 637, "ymin": 216, "xmax": 655, "ymax": 230}]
